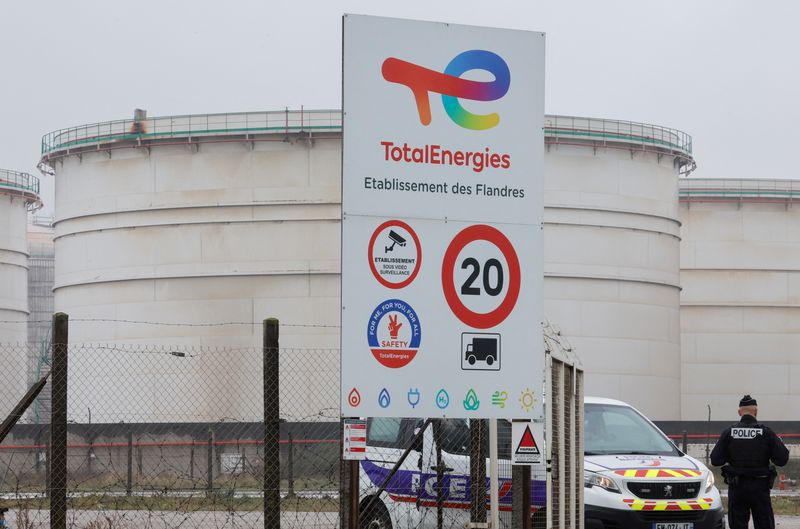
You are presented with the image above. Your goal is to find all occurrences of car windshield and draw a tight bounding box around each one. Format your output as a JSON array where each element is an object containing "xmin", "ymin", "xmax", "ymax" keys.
[
  {"xmin": 436, "ymin": 419, "xmax": 512, "ymax": 459},
  {"xmin": 585, "ymin": 403, "xmax": 679, "ymax": 456}
]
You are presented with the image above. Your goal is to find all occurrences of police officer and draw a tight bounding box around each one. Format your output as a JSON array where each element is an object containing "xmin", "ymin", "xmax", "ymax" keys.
[{"xmin": 710, "ymin": 395, "xmax": 789, "ymax": 529}]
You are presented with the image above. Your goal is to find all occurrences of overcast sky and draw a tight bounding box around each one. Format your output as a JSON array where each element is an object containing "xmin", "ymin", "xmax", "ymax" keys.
[{"xmin": 2, "ymin": 0, "xmax": 798, "ymax": 216}]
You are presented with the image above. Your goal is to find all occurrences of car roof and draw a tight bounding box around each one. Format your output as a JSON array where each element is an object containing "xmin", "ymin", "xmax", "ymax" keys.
[{"xmin": 584, "ymin": 395, "xmax": 632, "ymax": 407}]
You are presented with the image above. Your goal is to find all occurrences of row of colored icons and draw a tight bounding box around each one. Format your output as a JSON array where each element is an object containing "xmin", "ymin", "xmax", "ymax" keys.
[{"xmin": 348, "ymin": 387, "xmax": 537, "ymax": 412}]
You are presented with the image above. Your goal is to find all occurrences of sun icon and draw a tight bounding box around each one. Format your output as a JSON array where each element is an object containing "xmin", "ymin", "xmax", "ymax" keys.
[{"xmin": 519, "ymin": 388, "xmax": 536, "ymax": 412}]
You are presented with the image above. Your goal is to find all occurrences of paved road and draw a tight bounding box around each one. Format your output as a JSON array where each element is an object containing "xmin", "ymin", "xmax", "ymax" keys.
[{"xmin": 778, "ymin": 516, "xmax": 800, "ymax": 528}]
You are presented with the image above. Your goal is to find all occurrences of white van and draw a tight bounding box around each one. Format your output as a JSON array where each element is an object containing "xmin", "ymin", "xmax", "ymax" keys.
[
  {"xmin": 359, "ymin": 397, "xmax": 724, "ymax": 529},
  {"xmin": 583, "ymin": 397, "xmax": 724, "ymax": 529}
]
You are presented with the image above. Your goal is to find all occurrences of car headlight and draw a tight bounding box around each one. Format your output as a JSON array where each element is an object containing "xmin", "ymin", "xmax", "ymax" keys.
[
  {"xmin": 705, "ymin": 471, "xmax": 715, "ymax": 492},
  {"xmin": 584, "ymin": 471, "xmax": 621, "ymax": 493}
]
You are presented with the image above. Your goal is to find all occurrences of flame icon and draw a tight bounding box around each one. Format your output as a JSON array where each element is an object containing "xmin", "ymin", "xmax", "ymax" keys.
[
  {"xmin": 378, "ymin": 388, "xmax": 391, "ymax": 408},
  {"xmin": 463, "ymin": 389, "xmax": 480, "ymax": 411},
  {"xmin": 348, "ymin": 388, "xmax": 361, "ymax": 408}
]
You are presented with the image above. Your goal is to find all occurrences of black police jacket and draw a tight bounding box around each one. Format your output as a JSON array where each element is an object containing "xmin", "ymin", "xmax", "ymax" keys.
[{"xmin": 710, "ymin": 414, "xmax": 789, "ymax": 477}]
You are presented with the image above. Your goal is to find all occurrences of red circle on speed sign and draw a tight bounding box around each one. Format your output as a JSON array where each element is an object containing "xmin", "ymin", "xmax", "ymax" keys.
[{"xmin": 441, "ymin": 224, "xmax": 521, "ymax": 329}]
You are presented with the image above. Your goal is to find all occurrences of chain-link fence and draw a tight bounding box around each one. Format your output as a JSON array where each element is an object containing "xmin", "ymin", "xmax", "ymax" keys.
[
  {"xmin": 0, "ymin": 343, "xmax": 50, "ymax": 529},
  {"xmin": 0, "ymin": 316, "xmax": 585, "ymax": 529}
]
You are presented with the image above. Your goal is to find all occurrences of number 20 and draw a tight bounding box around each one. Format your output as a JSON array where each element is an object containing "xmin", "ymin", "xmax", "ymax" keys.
[{"xmin": 460, "ymin": 258, "xmax": 504, "ymax": 296}]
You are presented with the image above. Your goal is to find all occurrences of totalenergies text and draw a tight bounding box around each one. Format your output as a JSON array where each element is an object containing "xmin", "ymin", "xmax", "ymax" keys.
[{"xmin": 380, "ymin": 141, "xmax": 511, "ymax": 173}]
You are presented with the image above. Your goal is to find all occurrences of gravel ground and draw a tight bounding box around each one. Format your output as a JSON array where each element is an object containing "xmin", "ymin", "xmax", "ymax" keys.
[
  {"xmin": 6, "ymin": 509, "xmax": 800, "ymax": 528},
  {"xmin": 7, "ymin": 509, "xmax": 339, "ymax": 529}
]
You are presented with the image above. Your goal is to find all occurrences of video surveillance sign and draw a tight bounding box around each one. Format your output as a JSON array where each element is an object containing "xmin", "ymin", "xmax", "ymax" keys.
[{"xmin": 341, "ymin": 15, "xmax": 545, "ymax": 419}]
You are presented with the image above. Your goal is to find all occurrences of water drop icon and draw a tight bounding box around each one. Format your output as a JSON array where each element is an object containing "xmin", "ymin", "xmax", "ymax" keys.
[{"xmin": 378, "ymin": 388, "xmax": 391, "ymax": 408}]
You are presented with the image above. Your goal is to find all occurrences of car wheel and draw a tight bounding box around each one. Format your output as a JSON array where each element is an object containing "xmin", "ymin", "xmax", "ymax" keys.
[
  {"xmin": 360, "ymin": 498, "xmax": 393, "ymax": 529},
  {"xmin": 486, "ymin": 356, "xmax": 494, "ymax": 366},
  {"xmin": 468, "ymin": 355, "xmax": 476, "ymax": 365}
]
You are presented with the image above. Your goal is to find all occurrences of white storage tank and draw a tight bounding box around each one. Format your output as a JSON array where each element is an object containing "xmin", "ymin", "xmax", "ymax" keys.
[
  {"xmin": 42, "ymin": 111, "xmax": 692, "ymax": 421},
  {"xmin": 0, "ymin": 169, "xmax": 41, "ymax": 414},
  {"xmin": 0, "ymin": 169, "xmax": 41, "ymax": 343},
  {"xmin": 680, "ymin": 178, "xmax": 800, "ymax": 420},
  {"xmin": 543, "ymin": 116, "xmax": 692, "ymax": 420},
  {"xmin": 42, "ymin": 111, "xmax": 343, "ymax": 422}
]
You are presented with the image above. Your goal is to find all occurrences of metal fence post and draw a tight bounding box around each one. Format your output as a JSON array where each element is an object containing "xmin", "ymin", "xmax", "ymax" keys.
[
  {"xmin": 207, "ymin": 429, "xmax": 214, "ymax": 494},
  {"xmin": 470, "ymin": 419, "xmax": 487, "ymax": 527},
  {"xmin": 348, "ymin": 459, "xmax": 360, "ymax": 529},
  {"xmin": 286, "ymin": 432, "xmax": 295, "ymax": 498},
  {"xmin": 512, "ymin": 464, "xmax": 532, "ymax": 529},
  {"xmin": 50, "ymin": 312, "xmax": 68, "ymax": 529},
  {"xmin": 339, "ymin": 418, "xmax": 360, "ymax": 529},
  {"xmin": 264, "ymin": 317, "xmax": 280, "ymax": 529},
  {"xmin": 45, "ymin": 437, "xmax": 50, "ymax": 499},
  {"xmin": 190, "ymin": 439, "xmax": 195, "ymax": 482},
  {"xmin": 126, "ymin": 430, "xmax": 133, "ymax": 496}
]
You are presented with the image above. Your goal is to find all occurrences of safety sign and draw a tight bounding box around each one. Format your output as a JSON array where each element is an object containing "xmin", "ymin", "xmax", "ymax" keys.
[
  {"xmin": 367, "ymin": 299, "xmax": 422, "ymax": 369},
  {"xmin": 369, "ymin": 220, "xmax": 422, "ymax": 289},
  {"xmin": 443, "ymin": 225, "xmax": 520, "ymax": 329},
  {"xmin": 343, "ymin": 419, "xmax": 368, "ymax": 461},
  {"xmin": 341, "ymin": 15, "xmax": 544, "ymax": 419},
  {"xmin": 511, "ymin": 421, "xmax": 544, "ymax": 465}
]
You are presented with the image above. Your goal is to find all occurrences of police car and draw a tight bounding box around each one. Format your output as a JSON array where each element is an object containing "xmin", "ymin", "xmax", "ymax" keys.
[
  {"xmin": 584, "ymin": 397, "xmax": 724, "ymax": 529},
  {"xmin": 359, "ymin": 397, "xmax": 724, "ymax": 529}
]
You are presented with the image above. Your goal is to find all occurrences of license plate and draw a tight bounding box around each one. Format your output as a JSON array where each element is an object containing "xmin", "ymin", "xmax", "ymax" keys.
[{"xmin": 652, "ymin": 524, "xmax": 693, "ymax": 529}]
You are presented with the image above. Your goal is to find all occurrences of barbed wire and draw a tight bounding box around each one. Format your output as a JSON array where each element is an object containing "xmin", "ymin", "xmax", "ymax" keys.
[{"xmin": 0, "ymin": 319, "xmax": 340, "ymax": 328}]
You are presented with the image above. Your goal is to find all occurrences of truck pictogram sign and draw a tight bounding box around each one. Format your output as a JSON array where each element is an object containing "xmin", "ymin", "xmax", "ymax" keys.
[{"xmin": 461, "ymin": 333, "xmax": 500, "ymax": 371}]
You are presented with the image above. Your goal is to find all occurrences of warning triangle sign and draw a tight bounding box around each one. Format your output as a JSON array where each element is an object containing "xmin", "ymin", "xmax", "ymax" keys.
[{"xmin": 515, "ymin": 425, "xmax": 540, "ymax": 455}]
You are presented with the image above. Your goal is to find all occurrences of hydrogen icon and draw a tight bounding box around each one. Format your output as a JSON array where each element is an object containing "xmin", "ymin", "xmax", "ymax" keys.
[
  {"xmin": 435, "ymin": 389, "xmax": 450, "ymax": 410},
  {"xmin": 407, "ymin": 388, "xmax": 421, "ymax": 409},
  {"xmin": 378, "ymin": 388, "xmax": 391, "ymax": 409}
]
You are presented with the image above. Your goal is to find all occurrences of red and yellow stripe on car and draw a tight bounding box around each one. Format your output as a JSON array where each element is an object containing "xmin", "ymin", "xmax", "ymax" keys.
[
  {"xmin": 624, "ymin": 498, "xmax": 714, "ymax": 511},
  {"xmin": 614, "ymin": 469, "xmax": 702, "ymax": 478}
]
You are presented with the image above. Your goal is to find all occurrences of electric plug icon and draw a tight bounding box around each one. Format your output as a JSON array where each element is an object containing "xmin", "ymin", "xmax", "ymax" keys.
[{"xmin": 407, "ymin": 388, "xmax": 421, "ymax": 408}]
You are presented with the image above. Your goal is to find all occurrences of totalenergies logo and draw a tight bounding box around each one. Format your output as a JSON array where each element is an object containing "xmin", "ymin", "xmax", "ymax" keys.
[{"xmin": 382, "ymin": 50, "xmax": 510, "ymax": 131}]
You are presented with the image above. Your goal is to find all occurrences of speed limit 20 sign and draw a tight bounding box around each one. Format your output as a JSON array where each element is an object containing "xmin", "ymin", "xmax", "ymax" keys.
[{"xmin": 341, "ymin": 15, "xmax": 544, "ymax": 419}]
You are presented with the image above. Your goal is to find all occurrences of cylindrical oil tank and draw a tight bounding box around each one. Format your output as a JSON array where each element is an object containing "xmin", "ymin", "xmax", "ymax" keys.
[
  {"xmin": 0, "ymin": 169, "xmax": 41, "ymax": 414},
  {"xmin": 680, "ymin": 178, "xmax": 800, "ymax": 421},
  {"xmin": 43, "ymin": 112, "xmax": 343, "ymax": 423},
  {"xmin": 42, "ymin": 111, "xmax": 693, "ymax": 421},
  {"xmin": 0, "ymin": 169, "xmax": 41, "ymax": 342},
  {"xmin": 543, "ymin": 116, "xmax": 691, "ymax": 420}
]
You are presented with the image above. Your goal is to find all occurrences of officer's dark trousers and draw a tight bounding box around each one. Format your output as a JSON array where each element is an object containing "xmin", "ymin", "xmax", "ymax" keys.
[{"xmin": 727, "ymin": 477, "xmax": 774, "ymax": 529}]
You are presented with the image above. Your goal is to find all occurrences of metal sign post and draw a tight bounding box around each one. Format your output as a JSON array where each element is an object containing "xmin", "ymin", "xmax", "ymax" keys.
[{"xmin": 489, "ymin": 419, "xmax": 500, "ymax": 529}]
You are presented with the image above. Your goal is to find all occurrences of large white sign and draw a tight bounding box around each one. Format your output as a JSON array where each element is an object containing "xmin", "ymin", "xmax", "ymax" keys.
[{"xmin": 342, "ymin": 14, "xmax": 544, "ymax": 419}]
